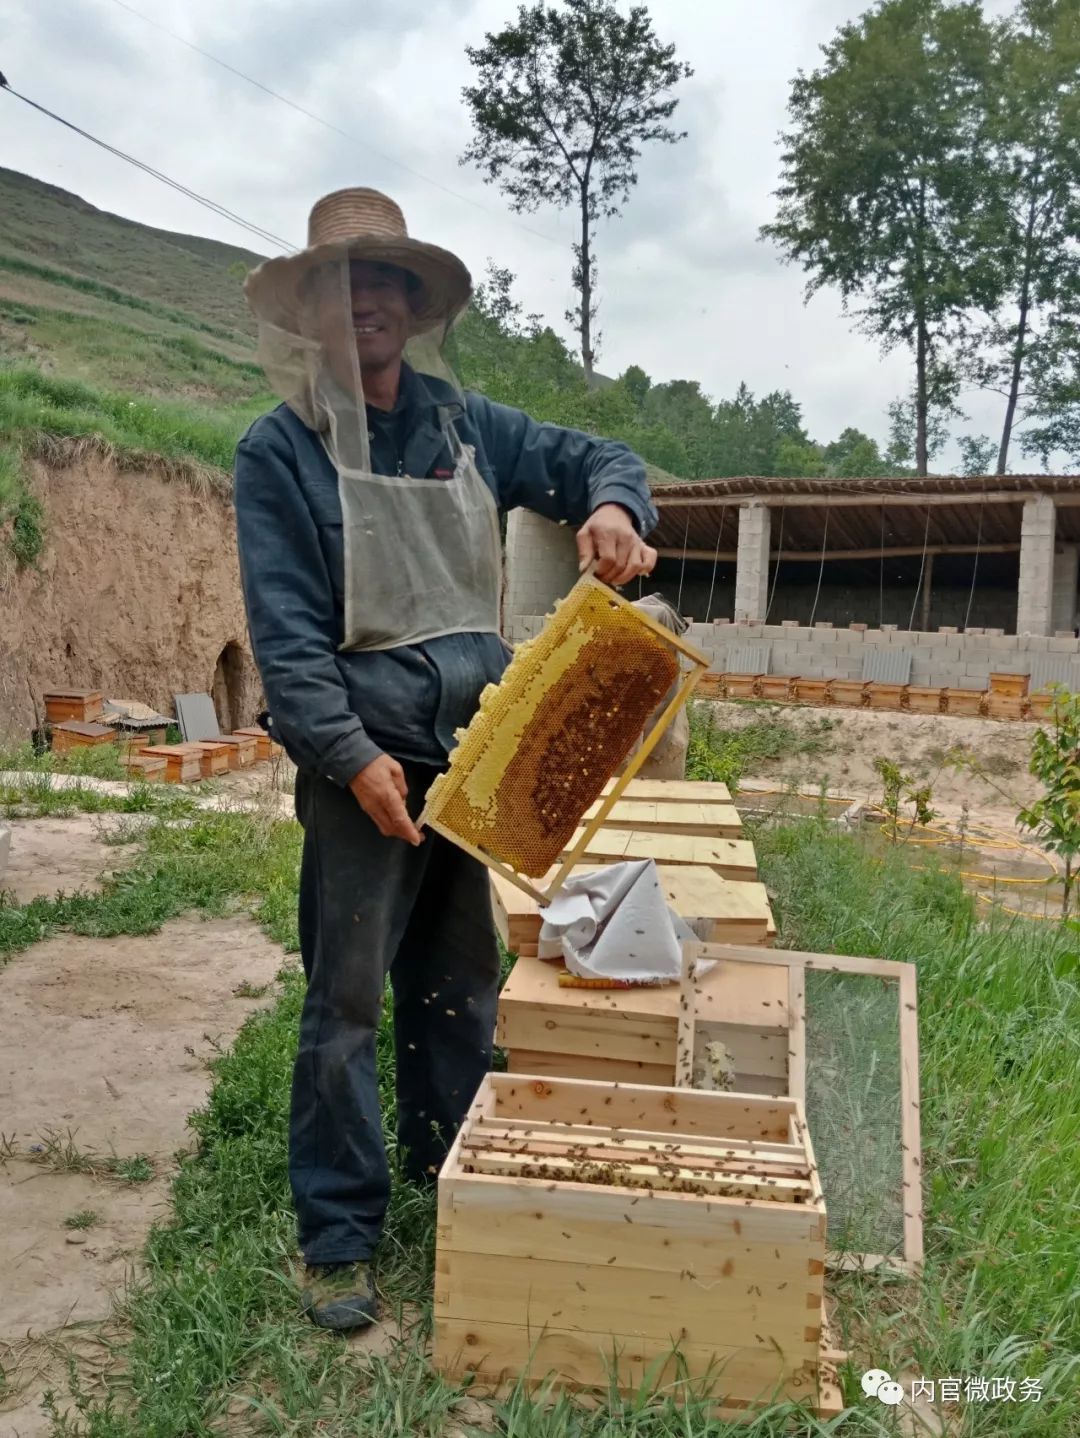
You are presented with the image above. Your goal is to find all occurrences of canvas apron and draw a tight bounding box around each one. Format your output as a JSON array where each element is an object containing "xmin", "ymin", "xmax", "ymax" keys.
[{"xmin": 331, "ymin": 423, "xmax": 502, "ymax": 653}]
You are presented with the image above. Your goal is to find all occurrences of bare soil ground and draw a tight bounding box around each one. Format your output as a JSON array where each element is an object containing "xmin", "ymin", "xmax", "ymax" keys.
[
  {"xmin": 0, "ymin": 819, "xmax": 285, "ymax": 1437},
  {"xmin": 1, "ymin": 814, "xmax": 141, "ymax": 904}
]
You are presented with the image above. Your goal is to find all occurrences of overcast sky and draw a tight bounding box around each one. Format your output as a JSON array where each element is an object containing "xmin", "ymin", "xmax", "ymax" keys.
[{"xmin": 6, "ymin": 0, "xmax": 1023, "ymax": 465}]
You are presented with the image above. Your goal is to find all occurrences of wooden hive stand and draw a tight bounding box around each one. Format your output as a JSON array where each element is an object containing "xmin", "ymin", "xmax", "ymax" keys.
[
  {"xmin": 50, "ymin": 721, "xmax": 116, "ymax": 755},
  {"xmin": 43, "ymin": 689, "xmax": 103, "ymax": 725},
  {"xmin": 434, "ymin": 1073, "xmax": 840, "ymax": 1418}
]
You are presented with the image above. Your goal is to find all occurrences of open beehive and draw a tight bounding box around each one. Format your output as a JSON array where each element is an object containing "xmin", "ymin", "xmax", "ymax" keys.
[
  {"xmin": 434, "ymin": 1073, "xmax": 840, "ymax": 1415},
  {"xmin": 420, "ymin": 574, "xmax": 708, "ymax": 901}
]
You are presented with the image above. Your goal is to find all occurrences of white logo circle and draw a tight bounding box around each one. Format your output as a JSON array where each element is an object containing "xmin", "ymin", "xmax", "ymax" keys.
[
  {"xmin": 861, "ymin": 1368, "xmax": 891, "ymax": 1398},
  {"xmin": 878, "ymin": 1380, "xmax": 905, "ymax": 1406}
]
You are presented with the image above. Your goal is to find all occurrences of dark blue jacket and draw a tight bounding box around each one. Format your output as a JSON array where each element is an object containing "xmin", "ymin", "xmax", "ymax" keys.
[{"xmin": 233, "ymin": 369, "xmax": 658, "ymax": 786}]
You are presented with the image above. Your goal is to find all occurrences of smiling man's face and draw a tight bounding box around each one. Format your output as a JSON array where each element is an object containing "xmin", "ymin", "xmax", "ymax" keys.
[{"xmin": 309, "ymin": 259, "xmax": 413, "ymax": 386}]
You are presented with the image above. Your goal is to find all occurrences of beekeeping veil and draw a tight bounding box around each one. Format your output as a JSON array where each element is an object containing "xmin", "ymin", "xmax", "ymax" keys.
[{"xmin": 244, "ymin": 188, "xmax": 502, "ymax": 652}]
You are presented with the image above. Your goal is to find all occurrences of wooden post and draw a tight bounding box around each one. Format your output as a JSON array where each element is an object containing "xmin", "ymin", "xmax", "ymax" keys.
[{"xmin": 919, "ymin": 552, "xmax": 934, "ymax": 632}]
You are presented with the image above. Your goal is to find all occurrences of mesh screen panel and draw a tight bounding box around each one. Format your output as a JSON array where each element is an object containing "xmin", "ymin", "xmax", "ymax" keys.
[
  {"xmin": 424, "ymin": 582, "xmax": 682, "ymax": 877},
  {"xmin": 805, "ymin": 968, "xmax": 905, "ymax": 1258}
]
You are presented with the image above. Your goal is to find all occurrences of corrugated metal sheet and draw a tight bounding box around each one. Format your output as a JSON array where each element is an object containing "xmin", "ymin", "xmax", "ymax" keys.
[
  {"xmin": 863, "ymin": 649, "xmax": 913, "ymax": 684},
  {"xmin": 1028, "ymin": 656, "xmax": 1080, "ymax": 694},
  {"xmin": 727, "ymin": 645, "xmax": 771, "ymax": 675}
]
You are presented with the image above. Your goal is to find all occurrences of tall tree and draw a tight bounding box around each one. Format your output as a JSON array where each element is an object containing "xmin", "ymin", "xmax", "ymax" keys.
[
  {"xmin": 761, "ymin": 0, "xmax": 999, "ymax": 475},
  {"xmin": 459, "ymin": 0, "xmax": 691, "ymax": 384},
  {"xmin": 966, "ymin": 0, "xmax": 1080, "ymax": 473}
]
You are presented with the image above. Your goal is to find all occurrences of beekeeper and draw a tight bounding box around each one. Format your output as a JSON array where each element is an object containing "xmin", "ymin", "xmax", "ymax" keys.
[{"xmin": 234, "ymin": 187, "xmax": 659, "ymax": 1330}]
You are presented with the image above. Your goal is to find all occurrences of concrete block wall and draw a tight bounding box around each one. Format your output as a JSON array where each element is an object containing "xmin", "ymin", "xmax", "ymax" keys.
[
  {"xmin": 505, "ymin": 616, "xmax": 1080, "ymax": 692},
  {"xmin": 1052, "ymin": 543, "xmax": 1079, "ymax": 635},
  {"xmin": 504, "ymin": 508, "xmax": 581, "ymax": 630}
]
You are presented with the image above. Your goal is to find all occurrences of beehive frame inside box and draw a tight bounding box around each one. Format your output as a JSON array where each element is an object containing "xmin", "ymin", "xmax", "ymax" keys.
[
  {"xmin": 434, "ymin": 1072, "xmax": 842, "ymax": 1415},
  {"xmin": 419, "ymin": 573, "xmax": 708, "ymax": 903},
  {"xmin": 678, "ymin": 942, "xmax": 923, "ymax": 1278}
]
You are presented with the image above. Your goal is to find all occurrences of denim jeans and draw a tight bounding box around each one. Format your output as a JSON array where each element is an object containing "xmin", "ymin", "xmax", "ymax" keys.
[{"xmin": 290, "ymin": 762, "xmax": 500, "ymax": 1265}]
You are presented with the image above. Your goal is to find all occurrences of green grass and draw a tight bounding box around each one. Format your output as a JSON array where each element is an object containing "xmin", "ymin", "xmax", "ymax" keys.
[
  {"xmin": 0, "ymin": 298, "xmax": 264, "ymax": 403},
  {"xmin": 0, "ymin": 366, "xmax": 263, "ymax": 478},
  {"xmin": 1, "ymin": 803, "xmax": 1068, "ymax": 1435},
  {"xmin": 686, "ymin": 701, "xmax": 837, "ymax": 788},
  {"xmin": 63, "ymin": 1210, "xmax": 100, "ymax": 1231},
  {"xmin": 0, "ymin": 441, "xmax": 45, "ymax": 566}
]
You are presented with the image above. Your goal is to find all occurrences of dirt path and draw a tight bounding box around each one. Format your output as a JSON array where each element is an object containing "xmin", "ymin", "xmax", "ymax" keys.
[{"xmin": 0, "ymin": 817, "xmax": 286, "ymax": 1437}]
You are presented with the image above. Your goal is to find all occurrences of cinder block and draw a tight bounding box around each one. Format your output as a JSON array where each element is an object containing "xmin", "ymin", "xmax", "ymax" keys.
[
  {"xmin": 987, "ymin": 635, "xmax": 1020, "ymax": 651},
  {"xmin": 781, "ymin": 620, "xmax": 800, "ymax": 629},
  {"xmin": 1048, "ymin": 636, "xmax": 1079, "ymax": 652}
]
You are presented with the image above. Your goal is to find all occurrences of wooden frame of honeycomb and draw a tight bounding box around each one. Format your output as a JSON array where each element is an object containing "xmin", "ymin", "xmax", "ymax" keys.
[{"xmin": 418, "ymin": 573, "xmax": 708, "ymax": 904}]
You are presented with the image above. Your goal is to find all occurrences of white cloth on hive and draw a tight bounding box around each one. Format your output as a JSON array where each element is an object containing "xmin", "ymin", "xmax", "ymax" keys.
[{"xmin": 537, "ymin": 859, "xmax": 695, "ymax": 984}]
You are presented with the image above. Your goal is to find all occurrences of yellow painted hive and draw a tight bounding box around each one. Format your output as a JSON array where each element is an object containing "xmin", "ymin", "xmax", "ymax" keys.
[{"xmin": 421, "ymin": 577, "xmax": 690, "ymax": 877}]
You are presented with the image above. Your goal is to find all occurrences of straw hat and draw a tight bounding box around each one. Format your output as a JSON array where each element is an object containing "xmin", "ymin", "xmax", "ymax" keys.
[{"xmin": 244, "ymin": 187, "xmax": 472, "ymax": 336}]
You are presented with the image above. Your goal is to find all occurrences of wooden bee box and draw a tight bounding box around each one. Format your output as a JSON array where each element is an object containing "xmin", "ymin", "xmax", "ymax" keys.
[
  {"xmin": 987, "ymin": 694, "xmax": 1026, "ymax": 721},
  {"xmin": 866, "ymin": 682, "xmax": 908, "ymax": 711},
  {"xmin": 232, "ymin": 726, "xmax": 284, "ymax": 762},
  {"xmin": 491, "ymin": 863, "xmax": 774, "ymax": 960},
  {"xmin": 989, "ymin": 672, "xmax": 1029, "ymax": 699},
  {"xmin": 122, "ymin": 754, "xmax": 167, "ymax": 783},
  {"xmin": 434, "ymin": 1074, "xmax": 837, "ymax": 1415},
  {"xmin": 581, "ymin": 798, "xmax": 743, "ymax": 838},
  {"xmin": 601, "ymin": 778, "xmax": 733, "ymax": 805},
  {"xmin": 207, "ymin": 735, "xmax": 258, "ymax": 769},
  {"xmin": 722, "ymin": 672, "xmax": 762, "ymax": 699},
  {"xmin": 944, "ymin": 687, "xmax": 985, "ymax": 716},
  {"xmin": 695, "ymin": 672, "xmax": 726, "ymax": 699},
  {"xmin": 563, "ymin": 828, "xmax": 758, "ymax": 882},
  {"xmin": 830, "ymin": 680, "xmax": 868, "ymax": 708},
  {"xmin": 497, "ymin": 951, "xmax": 790, "ymax": 1092},
  {"xmin": 759, "ymin": 675, "xmax": 796, "ymax": 702},
  {"xmin": 1028, "ymin": 691, "xmax": 1055, "ymax": 721},
  {"xmin": 137, "ymin": 745, "xmax": 203, "ymax": 784},
  {"xmin": 794, "ymin": 678, "xmax": 831, "ymax": 706},
  {"xmin": 186, "ymin": 741, "xmax": 232, "ymax": 778},
  {"xmin": 50, "ymin": 721, "xmax": 116, "ymax": 754},
  {"xmin": 907, "ymin": 686, "xmax": 944, "ymax": 714},
  {"xmin": 44, "ymin": 690, "xmax": 103, "ymax": 724}
]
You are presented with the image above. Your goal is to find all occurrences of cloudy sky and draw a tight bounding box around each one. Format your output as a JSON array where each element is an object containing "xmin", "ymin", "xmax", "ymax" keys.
[{"xmin": 6, "ymin": 0, "xmax": 1020, "ymax": 463}]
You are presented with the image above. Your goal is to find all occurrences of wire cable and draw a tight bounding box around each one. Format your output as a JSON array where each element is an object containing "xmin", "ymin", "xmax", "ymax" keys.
[
  {"xmin": 807, "ymin": 507, "xmax": 831, "ymax": 629},
  {"xmin": 907, "ymin": 504, "xmax": 934, "ymax": 631},
  {"xmin": 764, "ymin": 505, "xmax": 786, "ymax": 622},
  {"xmin": 103, "ymin": 0, "xmax": 567, "ymax": 250},
  {"xmin": 963, "ymin": 501, "xmax": 986, "ymax": 632},
  {"xmin": 1, "ymin": 79, "xmax": 298, "ymax": 253},
  {"xmin": 676, "ymin": 508, "xmax": 691, "ymax": 613},
  {"xmin": 703, "ymin": 505, "xmax": 727, "ymax": 623}
]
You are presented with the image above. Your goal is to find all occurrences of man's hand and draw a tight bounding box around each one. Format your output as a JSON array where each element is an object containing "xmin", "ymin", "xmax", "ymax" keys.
[
  {"xmin": 577, "ymin": 503, "xmax": 657, "ymax": 587},
  {"xmin": 348, "ymin": 755, "xmax": 424, "ymax": 845}
]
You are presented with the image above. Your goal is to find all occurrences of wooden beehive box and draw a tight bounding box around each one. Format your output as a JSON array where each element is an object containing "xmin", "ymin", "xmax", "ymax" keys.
[
  {"xmin": 232, "ymin": 726, "xmax": 284, "ymax": 761},
  {"xmin": 137, "ymin": 745, "xmax": 203, "ymax": 784},
  {"xmin": 497, "ymin": 950, "xmax": 789, "ymax": 1092},
  {"xmin": 830, "ymin": 680, "xmax": 868, "ymax": 708},
  {"xmin": 491, "ymin": 863, "xmax": 774, "ymax": 959},
  {"xmin": 944, "ymin": 687, "xmax": 985, "ymax": 716},
  {"xmin": 50, "ymin": 721, "xmax": 116, "ymax": 754},
  {"xmin": 564, "ymin": 828, "xmax": 758, "ymax": 882},
  {"xmin": 695, "ymin": 672, "xmax": 726, "ymax": 699},
  {"xmin": 759, "ymin": 674, "xmax": 796, "ymax": 702},
  {"xmin": 601, "ymin": 777, "xmax": 733, "ymax": 805},
  {"xmin": 866, "ymin": 682, "xmax": 908, "ymax": 711},
  {"xmin": 987, "ymin": 694, "xmax": 1026, "ymax": 721},
  {"xmin": 907, "ymin": 686, "xmax": 944, "ymax": 714},
  {"xmin": 794, "ymin": 678, "xmax": 831, "ymax": 706},
  {"xmin": 989, "ymin": 671, "xmax": 1029, "ymax": 699},
  {"xmin": 208, "ymin": 735, "xmax": 258, "ymax": 769},
  {"xmin": 434, "ymin": 1074, "xmax": 837, "ymax": 1416},
  {"xmin": 581, "ymin": 798, "xmax": 742, "ymax": 838},
  {"xmin": 722, "ymin": 672, "xmax": 762, "ymax": 700},
  {"xmin": 122, "ymin": 753, "xmax": 167, "ymax": 783},
  {"xmin": 1028, "ymin": 691, "xmax": 1055, "ymax": 720},
  {"xmin": 186, "ymin": 741, "xmax": 232, "ymax": 778},
  {"xmin": 43, "ymin": 689, "xmax": 103, "ymax": 724}
]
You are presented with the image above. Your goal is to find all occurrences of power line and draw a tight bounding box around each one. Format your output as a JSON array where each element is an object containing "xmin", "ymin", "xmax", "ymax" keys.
[
  {"xmin": 102, "ymin": 0, "xmax": 568, "ymax": 251},
  {"xmin": 1, "ymin": 77, "xmax": 299, "ymax": 253}
]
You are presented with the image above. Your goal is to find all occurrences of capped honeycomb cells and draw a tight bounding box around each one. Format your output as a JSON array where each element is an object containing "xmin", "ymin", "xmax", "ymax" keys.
[{"xmin": 424, "ymin": 584, "xmax": 682, "ymax": 877}]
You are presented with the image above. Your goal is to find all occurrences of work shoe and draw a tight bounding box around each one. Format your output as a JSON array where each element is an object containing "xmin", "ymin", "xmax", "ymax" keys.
[{"xmin": 301, "ymin": 1261, "xmax": 378, "ymax": 1331}]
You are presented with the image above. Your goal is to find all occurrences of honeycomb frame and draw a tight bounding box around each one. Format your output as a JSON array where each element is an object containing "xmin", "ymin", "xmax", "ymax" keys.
[{"xmin": 419, "ymin": 573, "xmax": 708, "ymax": 903}]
